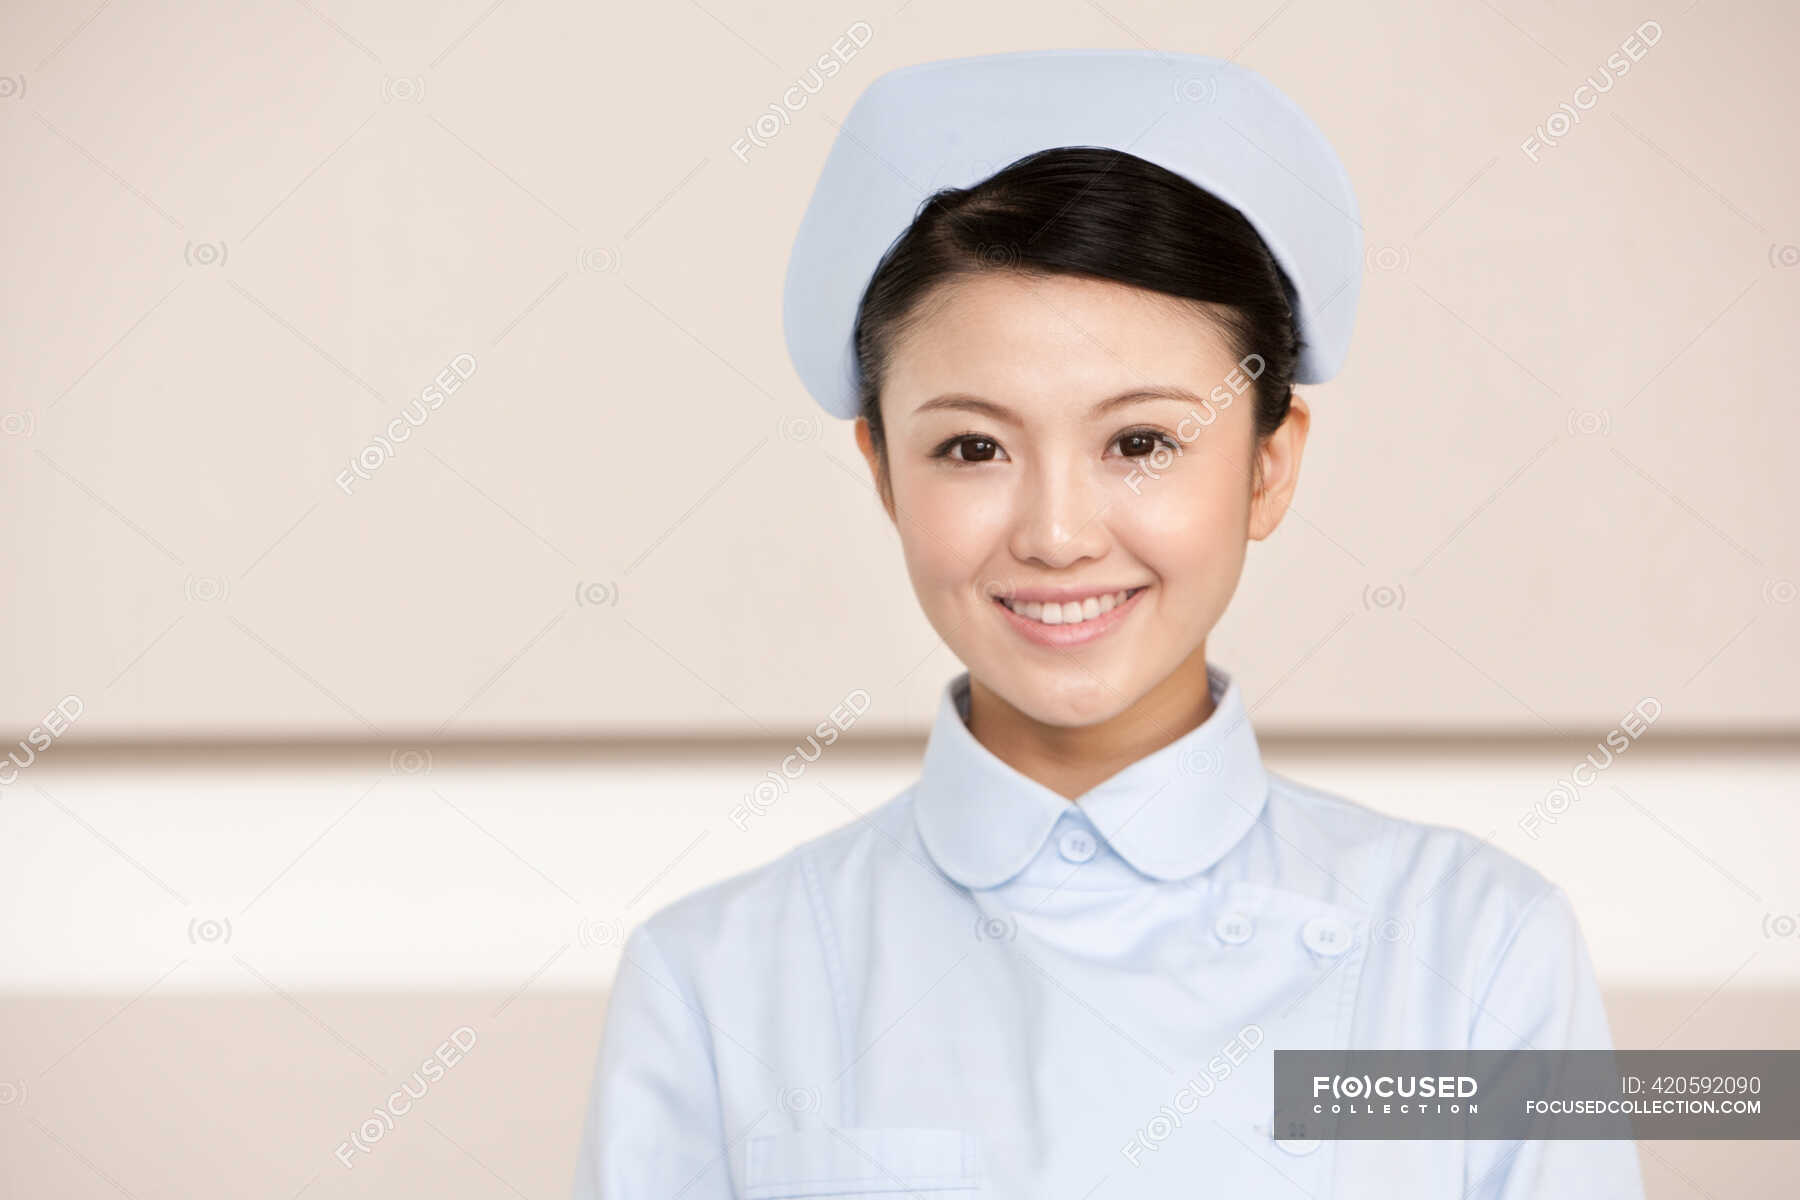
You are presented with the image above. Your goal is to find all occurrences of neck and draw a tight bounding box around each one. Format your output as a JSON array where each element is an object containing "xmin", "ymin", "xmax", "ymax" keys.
[{"xmin": 963, "ymin": 646, "xmax": 1218, "ymax": 802}]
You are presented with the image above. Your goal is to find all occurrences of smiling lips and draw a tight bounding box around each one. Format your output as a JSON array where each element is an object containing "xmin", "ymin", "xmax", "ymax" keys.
[{"xmin": 993, "ymin": 585, "xmax": 1149, "ymax": 646}]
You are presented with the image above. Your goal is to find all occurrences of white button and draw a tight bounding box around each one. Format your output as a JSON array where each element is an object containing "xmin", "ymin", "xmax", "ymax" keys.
[
  {"xmin": 1301, "ymin": 914, "xmax": 1351, "ymax": 957},
  {"xmin": 1215, "ymin": 911, "xmax": 1254, "ymax": 944},
  {"xmin": 1057, "ymin": 828, "xmax": 1097, "ymax": 864}
]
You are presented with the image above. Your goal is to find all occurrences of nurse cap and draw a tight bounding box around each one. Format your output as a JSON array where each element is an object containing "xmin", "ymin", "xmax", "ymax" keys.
[{"xmin": 781, "ymin": 48, "xmax": 1363, "ymax": 420}]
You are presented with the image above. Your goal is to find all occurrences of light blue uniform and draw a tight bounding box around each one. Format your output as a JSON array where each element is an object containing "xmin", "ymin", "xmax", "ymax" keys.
[{"xmin": 572, "ymin": 663, "xmax": 1645, "ymax": 1198}]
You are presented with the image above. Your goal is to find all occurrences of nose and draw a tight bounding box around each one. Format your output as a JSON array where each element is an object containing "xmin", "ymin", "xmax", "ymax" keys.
[{"xmin": 1007, "ymin": 453, "xmax": 1110, "ymax": 569}]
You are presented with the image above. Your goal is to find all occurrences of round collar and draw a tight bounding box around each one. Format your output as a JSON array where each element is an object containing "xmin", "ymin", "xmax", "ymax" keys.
[{"xmin": 912, "ymin": 663, "xmax": 1271, "ymax": 889}]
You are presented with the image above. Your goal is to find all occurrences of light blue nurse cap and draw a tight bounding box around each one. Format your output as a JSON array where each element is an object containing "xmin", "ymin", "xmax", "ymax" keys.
[{"xmin": 781, "ymin": 48, "xmax": 1363, "ymax": 420}]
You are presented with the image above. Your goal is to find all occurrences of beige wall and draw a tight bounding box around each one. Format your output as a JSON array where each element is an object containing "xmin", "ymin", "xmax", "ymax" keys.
[{"xmin": 2, "ymin": 0, "xmax": 1795, "ymax": 737}]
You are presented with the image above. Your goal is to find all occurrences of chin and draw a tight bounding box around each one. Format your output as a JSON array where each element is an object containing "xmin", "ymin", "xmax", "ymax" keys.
[{"xmin": 977, "ymin": 657, "xmax": 1144, "ymax": 728}]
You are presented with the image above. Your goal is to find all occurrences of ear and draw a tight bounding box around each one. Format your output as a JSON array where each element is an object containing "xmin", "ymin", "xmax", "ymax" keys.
[
  {"xmin": 1248, "ymin": 392, "xmax": 1310, "ymax": 541},
  {"xmin": 853, "ymin": 416, "xmax": 898, "ymax": 523}
]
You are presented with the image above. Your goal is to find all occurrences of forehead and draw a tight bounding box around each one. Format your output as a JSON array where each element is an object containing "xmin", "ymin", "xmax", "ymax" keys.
[{"xmin": 883, "ymin": 272, "xmax": 1242, "ymax": 418}]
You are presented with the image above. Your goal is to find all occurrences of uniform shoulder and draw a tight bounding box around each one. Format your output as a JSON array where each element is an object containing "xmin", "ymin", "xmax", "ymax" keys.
[
  {"xmin": 1261, "ymin": 773, "xmax": 1606, "ymax": 1053},
  {"xmin": 1261, "ymin": 768, "xmax": 1557, "ymax": 926}
]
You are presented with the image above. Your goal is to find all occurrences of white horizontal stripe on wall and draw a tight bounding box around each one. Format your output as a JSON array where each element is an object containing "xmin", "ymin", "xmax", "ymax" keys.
[{"xmin": 2, "ymin": 742, "xmax": 1794, "ymax": 992}]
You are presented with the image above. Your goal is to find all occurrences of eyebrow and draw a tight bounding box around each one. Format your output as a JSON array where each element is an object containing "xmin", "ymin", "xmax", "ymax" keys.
[{"xmin": 911, "ymin": 386, "xmax": 1206, "ymax": 422}]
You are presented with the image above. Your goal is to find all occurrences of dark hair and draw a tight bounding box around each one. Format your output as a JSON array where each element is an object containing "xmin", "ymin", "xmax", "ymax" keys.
[{"xmin": 852, "ymin": 147, "xmax": 1302, "ymax": 485}]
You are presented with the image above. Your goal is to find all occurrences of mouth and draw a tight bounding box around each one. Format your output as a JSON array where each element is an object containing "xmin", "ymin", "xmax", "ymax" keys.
[{"xmin": 992, "ymin": 585, "xmax": 1149, "ymax": 647}]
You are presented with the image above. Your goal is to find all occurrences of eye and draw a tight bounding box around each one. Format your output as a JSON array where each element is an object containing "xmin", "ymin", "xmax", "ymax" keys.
[
  {"xmin": 1112, "ymin": 428, "xmax": 1181, "ymax": 458},
  {"xmin": 931, "ymin": 434, "xmax": 1007, "ymax": 464}
]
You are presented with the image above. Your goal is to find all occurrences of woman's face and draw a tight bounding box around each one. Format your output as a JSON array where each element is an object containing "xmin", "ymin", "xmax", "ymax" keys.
[{"xmin": 855, "ymin": 270, "xmax": 1310, "ymax": 728}]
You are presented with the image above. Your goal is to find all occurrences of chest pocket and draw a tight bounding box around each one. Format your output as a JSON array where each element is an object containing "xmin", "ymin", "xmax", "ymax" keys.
[{"xmin": 743, "ymin": 1126, "xmax": 983, "ymax": 1198}]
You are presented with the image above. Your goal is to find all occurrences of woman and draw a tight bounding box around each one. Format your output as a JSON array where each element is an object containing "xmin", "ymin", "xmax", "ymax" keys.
[{"xmin": 573, "ymin": 49, "xmax": 1644, "ymax": 1199}]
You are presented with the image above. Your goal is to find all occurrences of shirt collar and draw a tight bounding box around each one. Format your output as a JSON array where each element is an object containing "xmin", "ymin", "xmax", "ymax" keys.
[{"xmin": 913, "ymin": 662, "xmax": 1271, "ymax": 889}]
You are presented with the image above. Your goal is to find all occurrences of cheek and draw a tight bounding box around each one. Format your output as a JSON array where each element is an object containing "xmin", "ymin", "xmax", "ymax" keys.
[
  {"xmin": 1112, "ymin": 463, "xmax": 1250, "ymax": 574},
  {"xmin": 889, "ymin": 467, "xmax": 1009, "ymax": 589}
]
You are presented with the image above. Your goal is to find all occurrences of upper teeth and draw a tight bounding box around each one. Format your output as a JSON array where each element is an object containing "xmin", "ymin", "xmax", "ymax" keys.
[{"xmin": 1001, "ymin": 589, "xmax": 1137, "ymax": 625}]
